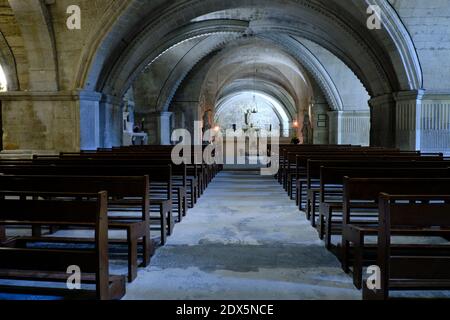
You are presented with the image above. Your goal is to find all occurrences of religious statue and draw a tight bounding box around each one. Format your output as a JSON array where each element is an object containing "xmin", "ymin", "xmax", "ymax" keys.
[
  {"xmin": 244, "ymin": 109, "xmax": 252, "ymax": 126},
  {"xmin": 202, "ymin": 109, "xmax": 212, "ymax": 133},
  {"xmin": 123, "ymin": 100, "xmax": 132, "ymax": 132}
]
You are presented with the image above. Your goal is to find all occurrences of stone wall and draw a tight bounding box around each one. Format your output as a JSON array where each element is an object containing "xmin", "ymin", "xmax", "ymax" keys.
[
  {"xmin": 1, "ymin": 92, "xmax": 80, "ymax": 151},
  {"xmin": 0, "ymin": 0, "xmax": 449, "ymax": 153}
]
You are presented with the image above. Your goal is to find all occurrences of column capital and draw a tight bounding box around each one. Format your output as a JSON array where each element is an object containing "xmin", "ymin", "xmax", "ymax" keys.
[
  {"xmin": 160, "ymin": 111, "xmax": 173, "ymax": 118},
  {"xmin": 0, "ymin": 90, "xmax": 124, "ymax": 104},
  {"xmin": 146, "ymin": 111, "xmax": 173, "ymax": 117},
  {"xmin": 368, "ymin": 93, "xmax": 395, "ymax": 107},
  {"xmin": 328, "ymin": 110, "xmax": 370, "ymax": 116},
  {"xmin": 422, "ymin": 91, "xmax": 450, "ymax": 101},
  {"xmin": 77, "ymin": 90, "xmax": 103, "ymax": 102},
  {"xmin": 394, "ymin": 89, "xmax": 426, "ymax": 102},
  {"xmin": 100, "ymin": 93, "xmax": 123, "ymax": 105}
]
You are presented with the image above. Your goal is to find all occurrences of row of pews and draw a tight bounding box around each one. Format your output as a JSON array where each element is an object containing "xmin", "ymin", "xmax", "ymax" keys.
[
  {"xmin": 0, "ymin": 145, "xmax": 220, "ymax": 300},
  {"xmin": 275, "ymin": 144, "xmax": 450, "ymax": 300}
]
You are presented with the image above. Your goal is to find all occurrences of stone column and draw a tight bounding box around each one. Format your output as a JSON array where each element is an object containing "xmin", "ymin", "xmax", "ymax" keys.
[
  {"xmin": 328, "ymin": 111, "xmax": 370, "ymax": 146},
  {"xmin": 79, "ymin": 90, "xmax": 102, "ymax": 150},
  {"xmin": 369, "ymin": 90, "xmax": 433, "ymax": 151},
  {"xmin": 420, "ymin": 92, "xmax": 450, "ymax": 154},
  {"xmin": 312, "ymin": 103, "xmax": 330, "ymax": 144},
  {"xmin": 0, "ymin": 91, "xmax": 82, "ymax": 152},
  {"xmin": 173, "ymin": 108, "xmax": 185, "ymax": 130},
  {"xmin": 393, "ymin": 90, "xmax": 425, "ymax": 151},
  {"xmin": 159, "ymin": 112, "xmax": 173, "ymax": 145},
  {"xmin": 100, "ymin": 94, "xmax": 123, "ymax": 148},
  {"xmin": 368, "ymin": 94, "xmax": 396, "ymax": 148}
]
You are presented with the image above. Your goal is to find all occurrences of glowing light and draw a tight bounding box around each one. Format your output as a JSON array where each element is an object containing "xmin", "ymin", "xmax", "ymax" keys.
[
  {"xmin": 293, "ymin": 120, "xmax": 299, "ymax": 128},
  {"xmin": 0, "ymin": 65, "xmax": 7, "ymax": 91},
  {"xmin": 214, "ymin": 126, "xmax": 220, "ymax": 132}
]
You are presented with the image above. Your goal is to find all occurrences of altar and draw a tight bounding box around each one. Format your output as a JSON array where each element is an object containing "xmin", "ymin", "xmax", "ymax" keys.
[
  {"xmin": 122, "ymin": 106, "xmax": 148, "ymax": 146},
  {"xmin": 123, "ymin": 132, "xmax": 148, "ymax": 146}
]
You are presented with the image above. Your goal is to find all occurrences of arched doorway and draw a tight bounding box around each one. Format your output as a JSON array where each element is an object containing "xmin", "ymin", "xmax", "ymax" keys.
[{"xmin": 215, "ymin": 91, "xmax": 291, "ymax": 137}]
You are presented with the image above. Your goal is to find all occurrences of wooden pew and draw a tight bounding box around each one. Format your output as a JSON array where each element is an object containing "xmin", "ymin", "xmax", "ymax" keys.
[
  {"xmin": 37, "ymin": 153, "xmax": 197, "ymax": 210},
  {"xmin": 280, "ymin": 147, "xmax": 412, "ymax": 190},
  {"xmin": 318, "ymin": 167, "xmax": 450, "ymax": 249},
  {"xmin": 0, "ymin": 191, "xmax": 126, "ymax": 300},
  {"xmin": 292, "ymin": 152, "xmax": 439, "ymax": 202},
  {"xmin": 363, "ymin": 194, "xmax": 450, "ymax": 300},
  {"xmin": 299, "ymin": 158, "xmax": 450, "ymax": 210},
  {"xmin": 299, "ymin": 155, "xmax": 445, "ymax": 219},
  {"xmin": 341, "ymin": 178, "xmax": 450, "ymax": 289},
  {"xmin": 25, "ymin": 158, "xmax": 180, "ymax": 223},
  {"xmin": 0, "ymin": 175, "xmax": 151, "ymax": 282},
  {"xmin": 0, "ymin": 163, "xmax": 175, "ymax": 244},
  {"xmin": 80, "ymin": 145, "xmax": 217, "ymax": 193}
]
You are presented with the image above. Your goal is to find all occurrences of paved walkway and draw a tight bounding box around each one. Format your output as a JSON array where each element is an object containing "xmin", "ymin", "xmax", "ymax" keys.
[{"xmin": 124, "ymin": 171, "xmax": 360, "ymax": 300}]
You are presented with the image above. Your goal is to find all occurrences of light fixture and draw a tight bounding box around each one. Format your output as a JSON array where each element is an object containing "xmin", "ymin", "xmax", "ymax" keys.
[
  {"xmin": 214, "ymin": 125, "xmax": 220, "ymax": 132},
  {"xmin": 293, "ymin": 120, "xmax": 299, "ymax": 128},
  {"xmin": 252, "ymin": 65, "xmax": 258, "ymax": 114},
  {"xmin": 252, "ymin": 94, "xmax": 258, "ymax": 114}
]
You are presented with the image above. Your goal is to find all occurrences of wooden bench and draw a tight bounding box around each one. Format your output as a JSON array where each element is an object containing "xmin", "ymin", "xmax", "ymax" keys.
[
  {"xmin": 282, "ymin": 148, "xmax": 421, "ymax": 191},
  {"xmin": 286, "ymin": 149, "xmax": 407, "ymax": 193},
  {"xmin": 0, "ymin": 191, "xmax": 126, "ymax": 300},
  {"xmin": 299, "ymin": 159, "xmax": 450, "ymax": 210},
  {"xmin": 341, "ymin": 178, "xmax": 450, "ymax": 289},
  {"xmin": 65, "ymin": 147, "xmax": 214, "ymax": 196},
  {"xmin": 318, "ymin": 166, "xmax": 450, "ymax": 248},
  {"xmin": 294, "ymin": 153, "xmax": 443, "ymax": 207},
  {"xmin": 0, "ymin": 175, "xmax": 151, "ymax": 283},
  {"xmin": 1, "ymin": 163, "xmax": 176, "ymax": 239},
  {"xmin": 36, "ymin": 153, "xmax": 194, "ymax": 213},
  {"xmin": 363, "ymin": 194, "xmax": 450, "ymax": 300},
  {"xmin": 299, "ymin": 156, "xmax": 445, "ymax": 221}
]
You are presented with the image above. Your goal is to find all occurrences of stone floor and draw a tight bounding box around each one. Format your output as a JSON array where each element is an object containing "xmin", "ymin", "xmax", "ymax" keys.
[{"xmin": 123, "ymin": 170, "xmax": 360, "ymax": 300}]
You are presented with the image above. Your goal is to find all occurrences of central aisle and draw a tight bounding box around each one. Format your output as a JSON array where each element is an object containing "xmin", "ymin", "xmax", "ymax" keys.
[{"xmin": 124, "ymin": 171, "xmax": 360, "ymax": 300}]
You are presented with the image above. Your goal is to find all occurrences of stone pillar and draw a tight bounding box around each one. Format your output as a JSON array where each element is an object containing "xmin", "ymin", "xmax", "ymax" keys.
[
  {"xmin": 79, "ymin": 90, "xmax": 102, "ymax": 150},
  {"xmin": 173, "ymin": 108, "xmax": 185, "ymax": 130},
  {"xmin": 312, "ymin": 103, "xmax": 330, "ymax": 144},
  {"xmin": 0, "ymin": 91, "xmax": 82, "ymax": 152},
  {"xmin": 393, "ymin": 90, "xmax": 425, "ymax": 151},
  {"xmin": 368, "ymin": 94, "xmax": 396, "ymax": 148},
  {"xmin": 420, "ymin": 93, "xmax": 450, "ymax": 154},
  {"xmin": 328, "ymin": 111, "xmax": 370, "ymax": 146},
  {"xmin": 369, "ymin": 90, "xmax": 439, "ymax": 151},
  {"xmin": 159, "ymin": 112, "xmax": 173, "ymax": 145},
  {"xmin": 136, "ymin": 111, "xmax": 175, "ymax": 145},
  {"xmin": 100, "ymin": 95, "xmax": 123, "ymax": 148}
]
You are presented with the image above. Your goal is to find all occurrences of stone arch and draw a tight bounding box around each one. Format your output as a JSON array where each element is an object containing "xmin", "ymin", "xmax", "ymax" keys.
[
  {"xmin": 152, "ymin": 30, "xmax": 344, "ymax": 114},
  {"xmin": 194, "ymin": 37, "xmax": 314, "ymax": 116},
  {"xmin": 97, "ymin": 19, "xmax": 250, "ymax": 96},
  {"xmin": 78, "ymin": 0, "xmax": 423, "ymax": 100},
  {"xmin": 217, "ymin": 80, "xmax": 298, "ymax": 121},
  {"xmin": 260, "ymin": 34, "xmax": 344, "ymax": 111},
  {"xmin": 8, "ymin": 0, "xmax": 58, "ymax": 91},
  {"xmin": 0, "ymin": 32, "xmax": 19, "ymax": 91},
  {"xmin": 215, "ymin": 91, "xmax": 291, "ymax": 136},
  {"xmin": 155, "ymin": 33, "xmax": 244, "ymax": 112}
]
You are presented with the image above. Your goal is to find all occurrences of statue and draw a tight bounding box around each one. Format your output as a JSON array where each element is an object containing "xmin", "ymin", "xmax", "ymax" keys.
[
  {"xmin": 202, "ymin": 109, "xmax": 212, "ymax": 133},
  {"xmin": 244, "ymin": 109, "xmax": 252, "ymax": 126}
]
